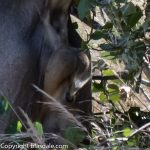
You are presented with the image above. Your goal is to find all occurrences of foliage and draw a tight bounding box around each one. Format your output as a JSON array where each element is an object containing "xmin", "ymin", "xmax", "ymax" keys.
[
  {"xmin": 0, "ymin": 96, "xmax": 11, "ymax": 114},
  {"xmin": 64, "ymin": 127, "xmax": 86, "ymax": 145},
  {"xmin": 77, "ymin": 0, "xmax": 150, "ymax": 149},
  {"xmin": 34, "ymin": 121, "xmax": 44, "ymax": 137}
]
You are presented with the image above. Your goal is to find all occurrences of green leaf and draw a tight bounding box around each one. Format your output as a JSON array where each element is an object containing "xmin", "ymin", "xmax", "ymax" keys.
[
  {"xmin": 17, "ymin": 121, "xmax": 22, "ymax": 132},
  {"xmin": 99, "ymin": 92, "xmax": 107, "ymax": 102},
  {"xmin": 112, "ymin": 79, "xmax": 123, "ymax": 85},
  {"xmin": 101, "ymin": 51, "xmax": 116, "ymax": 60},
  {"xmin": 122, "ymin": 3, "xmax": 142, "ymax": 28},
  {"xmin": 127, "ymin": 140, "xmax": 136, "ymax": 146},
  {"xmin": 101, "ymin": 22, "xmax": 113, "ymax": 29},
  {"xmin": 102, "ymin": 69, "xmax": 115, "ymax": 76},
  {"xmin": 127, "ymin": 9, "xmax": 142, "ymax": 28},
  {"xmin": 0, "ymin": 96, "xmax": 10, "ymax": 115},
  {"xmin": 64, "ymin": 127, "xmax": 86, "ymax": 144},
  {"xmin": 100, "ymin": 44, "xmax": 113, "ymax": 50},
  {"xmin": 109, "ymin": 93, "xmax": 120, "ymax": 103},
  {"xmin": 113, "ymin": 146, "xmax": 118, "ymax": 150},
  {"xmin": 108, "ymin": 84, "xmax": 119, "ymax": 91},
  {"xmin": 91, "ymin": 31, "xmax": 108, "ymax": 40},
  {"xmin": 77, "ymin": 0, "xmax": 96, "ymax": 20},
  {"xmin": 122, "ymin": 2, "xmax": 137, "ymax": 16},
  {"xmin": 123, "ymin": 128, "xmax": 132, "ymax": 137},
  {"xmin": 77, "ymin": 0, "xmax": 91, "ymax": 20},
  {"xmin": 34, "ymin": 122, "xmax": 43, "ymax": 137},
  {"xmin": 92, "ymin": 82, "xmax": 103, "ymax": 92},
  {"xmin": 108, "ymin": 84, "xmax": 120, "ymax": 103}
]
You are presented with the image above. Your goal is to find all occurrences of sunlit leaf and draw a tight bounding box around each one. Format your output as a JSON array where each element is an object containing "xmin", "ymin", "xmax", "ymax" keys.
[
  {"xmin": 123, "ymin": 127, "xmax": 132, "ymax": 137},
  {"xmin": 101, "ymin": 51, "xmax": 116, "ymax": 60},
  {"xmin": 16, "ymin": 121, "xmax": 22, "ymax": 132},
  {"xmin": 34, "ymin": 122, "xmax": 43, "ymax": 137},
  {"xmin": 0, "ymin": 96, "xmax": 10, "ymax": 115},
  {"xmin": 99, "ymin": 92, "xmax": 107, "ymax": 102},
  {"xmin": 109, "ymin": 93, "xmax": 120, "ymax": 103},
  {"xmin": 102, "ymin": 69, "xmax": 115, "ymax": 76}
]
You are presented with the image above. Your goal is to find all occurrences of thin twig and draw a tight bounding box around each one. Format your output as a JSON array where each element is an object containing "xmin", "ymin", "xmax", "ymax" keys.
[
  {"xmin": 129, "ymin": 122, "xmax": 150, "ymax": 138},
  {"xmin": 32, "ymin": 84, "xmax": 57, "ymax": 102},
  {"xmin": 141, "ymin": 79, "xmax": 150, "ymax": 87},
  {"xmin": 139, "ymin": 87, "xmax": 150, "ymax": 103}
]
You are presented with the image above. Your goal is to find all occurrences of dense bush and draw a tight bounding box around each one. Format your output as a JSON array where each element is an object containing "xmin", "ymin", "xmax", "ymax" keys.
[{"xmin": 76, "ymin": 0, "xmax": 150, "ymax": 149}]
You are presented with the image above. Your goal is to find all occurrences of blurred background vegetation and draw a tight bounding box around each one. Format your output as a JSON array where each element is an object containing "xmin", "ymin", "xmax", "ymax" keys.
[{"xmin": 73, "ymin": 0, "xmax": 150, "ymax": 149}]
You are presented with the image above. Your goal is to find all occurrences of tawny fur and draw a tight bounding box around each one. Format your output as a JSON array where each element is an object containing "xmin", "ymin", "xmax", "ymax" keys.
[
  {"xmin": 44, "ymin": 48, "xmax": 91, "ymax": 104},
  {"xmin": 42, "ymin": 6, "xmax": 91, "ymax": 104}
]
